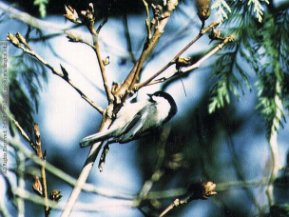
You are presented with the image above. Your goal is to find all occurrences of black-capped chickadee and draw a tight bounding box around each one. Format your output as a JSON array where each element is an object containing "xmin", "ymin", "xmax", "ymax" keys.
[{"xmin": 80, "ymin": 91, "xmax": 177, "ymax": 147}]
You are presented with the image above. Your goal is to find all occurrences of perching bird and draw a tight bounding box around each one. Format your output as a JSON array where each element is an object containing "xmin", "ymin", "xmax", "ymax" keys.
[{"xmin": 80, "ymin": 91, "xmax": 177, "ymax": 147}]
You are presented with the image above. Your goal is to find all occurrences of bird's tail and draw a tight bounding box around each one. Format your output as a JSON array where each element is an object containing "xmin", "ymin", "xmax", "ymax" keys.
[{"xmin": 80, "ymin": 129, "xmax": 114, "ymax": 148}]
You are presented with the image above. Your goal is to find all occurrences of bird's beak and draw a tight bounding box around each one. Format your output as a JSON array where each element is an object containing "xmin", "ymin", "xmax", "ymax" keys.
[{"xmin": 147, "ymin": 93, "xmax": 155, "ymax": 102}]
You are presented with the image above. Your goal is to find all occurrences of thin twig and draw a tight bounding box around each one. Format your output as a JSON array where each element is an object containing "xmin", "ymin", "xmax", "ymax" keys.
[
  {"xmin": 14, "ymin": 188, "xmax": 136, "ymax": 211},
  {"xmin": 0, "ymin": 2, "xmax": 68, "ymax": 32},
  {"xmin": 0, "ymin": 2, "xmax": 99, "ymax": 48},
  {"xmin": 7, "ymin": 36, "xmax": 104, "ymax": 114},
  {"xmin": 146, "ymin": 178, "xmax": 268, "ymax": 201},
  {"xmin": 0, "ymin": 198, "xmax": 11, "ymax": 217},
  {"xmin": 65, "ymin": 31, "xmax": 95, "ymax": 49},
  {"xmin": 182, "ymin": 35, "xmax": 234, "ymax": 72},
  {"xmin": 159, "ymin": 198, "xmax": 186, "ymax": 217},
  {"xmin": 91, "ymin": 19, "xmax": 114, "ymax": 102},
  {"xmin": 135, "ymin": 20, "xmax": 220, "ymax": 89},
  {"xmin": 59, "ymin": 146, "xmax": 102, "ymax": 217},
  {"xmin": 98, "ymin": 143, "xmax": 110, "ymax": 172},
  {"xmin": 15, "ymin": 152, "xmax": 25, "ymax": 217},
  {"xmin": 6, "ymin": 135, "xmax": 133, "ymax": 200},
  {"xmin": 137, "ymin": 127, "xmax": 170, "ymax": 202},
  {"xmin": 123, "ymin": 15, "xmax": 136, "ymax": 63},
  {"xmin": 10, "ymin": 118, "xmax": 36, "ymax": 151},
  {"xmin": 142, "ymin": 0, "xmax": 152, "ymax": 39},
  {"xmin": 9, "ymin": 115, "xmax": 51, "ymax": 216},
  {"xmin": 159, "ymin": 181, "xmax": 217, "ymax": 217},
  {"xmin": 144, "ymin": 20, "xmax": 197, "ymax": 66},
  {"xmin": 33, "ymin": 124, "xmax": 50, "ymax": 216},
  {"xmin": 0, "ymin": 1, "xmax": 126, "ymax": 59},
  {"xmin": 266, "ymin": 79, "xmax": 283, "ymax": 206},
  {"xmin": 145, "ymin": 35, "xmax": 234, "ymax": 86}
]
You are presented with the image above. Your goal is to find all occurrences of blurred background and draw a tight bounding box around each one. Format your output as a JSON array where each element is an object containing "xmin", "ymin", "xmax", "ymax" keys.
[{"xmin": 0, "ymin": 0, "xmax": 289, "ymax": 216}]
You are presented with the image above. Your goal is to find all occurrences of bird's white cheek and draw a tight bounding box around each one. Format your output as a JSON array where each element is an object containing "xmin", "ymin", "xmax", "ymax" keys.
[{"xmin": 156, "ymin": 102, "xmax": 171, "ymax": 121}]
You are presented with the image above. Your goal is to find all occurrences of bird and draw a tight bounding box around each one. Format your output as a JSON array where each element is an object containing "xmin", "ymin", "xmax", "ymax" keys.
[{"xmin": 80, "ymin": 91, "xmax": 177, "ymax": 147}]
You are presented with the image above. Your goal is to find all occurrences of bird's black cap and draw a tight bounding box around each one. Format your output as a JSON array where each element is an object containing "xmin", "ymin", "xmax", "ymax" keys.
[{"xmin": 152, "ymin": 91, "xmax": 177, "ymax": 122}]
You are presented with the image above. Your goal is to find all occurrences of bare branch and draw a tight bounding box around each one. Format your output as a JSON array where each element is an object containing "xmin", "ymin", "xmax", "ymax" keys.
[
  {"xmin": 14, "ymin": 188, "xmax": 136, "ymax": 211},
  {"xmin": 0, "ymin": 198, "xmax": 11, "ymax": 217},
  {"xmin": 266, "ymin": 78, "xmax": 283, "ymax": 206},
  {"xmin": 91, "ymin": 23, "xmax": 114, "ymax": 103},
  {"xmin": 15, "ymin": 152, "xmax": 25, "ymax": 217},
  {"xmin": 6, "ymin": 135, "xmax": 134, "ymax": 200},
  {"xmin": 114, "ymin": 2, "xmax": 179, "ymax": 100},
  {"xmin": 159, "ymin": 181, "xmax": 217, "ymax": 217},
  {"xmin": 146, "ymin": 178, "xmax": 268, "ymax": 201},
  {"xmin": 7, "ymin": 33, "xmax": 104, "ymax": 114},
  {"xmin": 142, "ymin": 0, "xmax": 152, "ymax": 39},
  {"xmin": 135, "ymin": 20, "xmax": 220, "ymax": 90},
  {"xmin": 33, "ymin": 124, "xmax": 50, "ymax": 216},
  {"xmin": 9, "ymin": 115, "xmax": 55, "ymax": 216},
  {"xmin": 10, "ymin": 118, "xmax": 36, "ymax": 151},
  {"xmin": 77, "ymin": 4, "xmax": 113, "ymax": 102},
  {"xmin": 0, "ymin": 2, "xmax": 69, "ymax": 32},
  {"xmin": 60, "ymin": 116, "xmax": 113, "ymax": 217},
  {"xmin": 144, "ymin": 35, "xmax": 235, "ymax": 86},
  {"xmin": 137, "ymin": 127, "xmax": 171, "ymax": 202},
  {"xmin": 98, "ymin": 143, "xmax": 110, "ymax": 172},
  {"xmin": 123, "ymin": 15, "xmax": 137, "ymax": 63}
]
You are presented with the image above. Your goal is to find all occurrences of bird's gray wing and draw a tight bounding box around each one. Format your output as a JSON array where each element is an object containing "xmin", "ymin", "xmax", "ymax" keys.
[
  {"xmin": 117, "ymin": 107, "xmax": 151, "ymax": 142},
  {"xmin": 80, "ymin": 127, "xmax": 116, "ymax": 147}
]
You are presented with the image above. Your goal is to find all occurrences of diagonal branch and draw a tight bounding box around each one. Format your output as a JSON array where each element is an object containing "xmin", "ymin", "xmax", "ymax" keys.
[
  {"xmin": 115, "ymin": 27, "xmax": 167, "ymax": 99},
  {"xmin": 135, "ymin": 20, "xmax": 220, "ymax": 90},
  {"xmin": 11, "ymin": 118, "xmax": 36, "ymax": 151},
  {"xmin": 7, "ymin": 33, "xmax": 104, "ymax": 114},
  {"xmin": 6, "ymin": 133, "xmax": 134, "ymax": 200},
  {"xmin": 60, "ymin": 116, "xmax": 112, "ymax": 217},
  {"xmin": 143, "ymin": 35, "xmax": 235, "ymax": 86},
  {"xmin": 114, "ymin": 1, "xmax": 179, "ymax": 100}
]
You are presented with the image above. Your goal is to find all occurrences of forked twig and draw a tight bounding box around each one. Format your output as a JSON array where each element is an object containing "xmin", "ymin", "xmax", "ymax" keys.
[
  {"xmin": 135, "ymin": 21, "xmax": 220, "ymax": 89},
  {"xmin": 159, "ymin": 181, "xmax": 217, "ymax": 217},
  {"xmin": 144, "ymin": 35, "xmax": 235, "ymax": 86}
]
